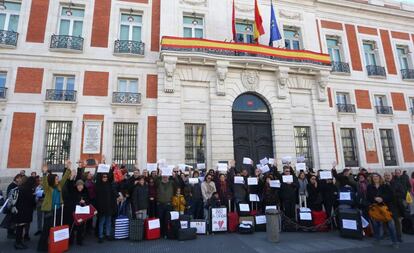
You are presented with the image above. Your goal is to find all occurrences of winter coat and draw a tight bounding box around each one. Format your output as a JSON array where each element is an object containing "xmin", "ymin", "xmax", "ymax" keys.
[
  {"xmin": 280, "ymin": 175, "xmax": 299, "ymax": 203},
  {"xmin": 367, "ymin": 184, "xmax": 394, "ymax": 210},
  {"xmin": 188, "ymin": 180, "xmax": 203, "ymax": 202},
  {"xmin": 95, "ymin": 174, "xmax": 118, "ymax": 216},
  {"xmin": 232, "ymin": 179, "xmax": 247, "ymax": 202},
  {"xmin": 172, "ymin": 194, "xmax": 186, "ymax": 212},
  {"xmin": 12, "ymin": 177, "xmax": 35, "ymax": 224},
  {"xmin": 41, "ymin": 169, "xmax": 71, "ymax": 212},
  {"xmin": 156, "ymin": 178, "xmax": 175, "ymax": 204},
  {"xmin": 307, "ymin": 183, "xmax": 322, "ymax": 211},
  {"xmin": 132, "ymin": 184, "xmax": 149, "ymax": 211},
  {"xmin": 201, "ymin": 181, "xmax": 216, "ymax": 203},
  {"xmin": 262, "ymin": 185, "xmax": 280, "ymax": 206}
]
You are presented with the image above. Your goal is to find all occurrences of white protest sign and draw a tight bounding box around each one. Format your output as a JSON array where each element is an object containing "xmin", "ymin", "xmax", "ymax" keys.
[
  {"xmin": 157, "ymin": 159, "xmax": 166, "ymax": 166},
  {"xmin": 234, "ymin": 176, "xmax": 244, "ymax": 184},
  {"xmin": 269, "ymin": 180, "xmax": 281, "ymax": 188},
  {"xmin": 243, "ymin": 157, "xmax": 253, "ymax": 165},
  {"xmin": 265, "ymin": 205, "xmax": 277, "ymax": 211},
  {"xmin": 296, "ymin": 156, "xmax": 306, "ymax": 163},
  {"xmin": 75, "ymin": 205, "xmax": 90, "ymax": 215},
  {"xmin": 217, "ymin": 163, "xmax": 228, "ymax": 172},
  {"xmin": 161, "ymin": 166, "xmax": 173, "ymax": 176},
  {"xmin": 342, "ymin": 219, "xmax": 357, "ymax": 230},
  {"xmin": 190, "ymin": 221, "xmax": 207, "ymax": 234},
  {"xmin": 53, "ymin": 228, "xmax": 69, "ymax": 242},
  {"xmin": 189, "ymin": 178, "xmax": 199, "ymax": 184},
  {"xmin": 247, "ymin": 177, "xmax": 258, "ymax": 185},
  {"xmin": 361, "ymin": 216, "xmax": 369, "ymax": 228},
  {"xmin": 268, "ymin": 158, "xmax": 275, "ymax": 165},
  {"xmin": 282, "ymin": 175, "xmax": 293, "ymax": 183},
  {"xmin": 260, "ymin": 165, "xmax": 270, "ymax": 173},
  {"xmin": 146, "ymin": 163, "xmax": 158, "ymax": 173},
  {"xmin": 211, "ymin": 208, "xmax": 227, "ymax": 232},
  {"xmin": 255, "ymin": 215, "xmax": 266, "ymax": 225},
  {"xmin": 299, "ymin": 212, "xmax": 312, "ymax": 221},
  {"xmin": 148, "ymin": 219, "xmax": 160, "ymax": 230},
  {"xmin": 296, "ymin": 163, "xmax": 306, "ymax": 171},
  {"xmin": 239, "ymin": 203, "xmax": 250, "ymax": 212},
  {"xmin": 249, "ymin": 194, "xmax": 260, "ymax": 202},
  {"xmin": 260, "ymin": 157, "xmax": 269, "ymax": 166},
  {"xmin": 170, "ymin": 211, "xmax": 179, "ymax": 221},
  {"xmin": 281, "ymin": 156, "xmax": 292, "ymax": 164},
  {"xmin": 319, "ymin": 171, "xmax": 333, "ymax": 180},
  {"xmin": 84, "ymin": 167, "xmax": 95, "ymax": 175},
  {"xmin": 180, "ymin": 221, "xmax": 188, "ymax": 229},
  {"xmin": 339, "ymin": 192, "xmax": 351, "ymax": 201},
  {"xmin": 197, "ymin": 163, "xmax": 206, "ymax": 170},
  {"xmin": 97, "ymin": 164, "xmax": 110, "ymax": 173}
]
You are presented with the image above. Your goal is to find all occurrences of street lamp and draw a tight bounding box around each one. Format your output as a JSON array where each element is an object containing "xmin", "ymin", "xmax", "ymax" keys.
[
  {"xmin": 0, "ymin": 0, "xmax": 6, "ymax": 11},
  {"xmin": 191, "ymin": 12, "xmax": 198, "ymax": 25},
  {"xmin": 66, "ymin": 1, "xmax": 73, "ymax": 16},
  {"xmin": 127, "ymin": 8, "xmax": 134, "ymax": 22}
]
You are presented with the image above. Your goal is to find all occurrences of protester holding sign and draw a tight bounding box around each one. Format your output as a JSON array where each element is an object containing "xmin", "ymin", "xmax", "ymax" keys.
[
  {"xmin": 201, "ymin": 174, "xmax": 216, "ymax": 220},
  {"xmin": 68, "ymin": 179, "xmax": 89, "ymax": 246},
  {"xmin": 262, "ymin": 175, "xmax": 280, "ymax": 211},
  {"xmin": 280, "ymin": 166, "xmax": 298, "ymax": 219},
  {"xmin": 155, "ymin": 175, "xmax": 175, "ymax": 237},
  {"xmin": 216, "ymin": 173, "xmax": 232, "ymax": 210},
  {"xmin": 186, "ymin": 171, "xmax": 203, "ymax": 219}
]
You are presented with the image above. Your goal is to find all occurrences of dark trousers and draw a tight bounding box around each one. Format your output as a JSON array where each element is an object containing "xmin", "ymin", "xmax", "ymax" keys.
[
  {"xmin": 191, "ymin": 199, "xmax": 203, "ymax": 219},
  {"xmin": 71, "ymin": 223, "xmax": 85, "ymax": 244},
  {"xmin": 393, "ymin": 215, "xmax": 402, "ymax": 240},
  {"xmin": 156, "ymin": 203, "xmax": 171, "ymax": 236},
  {"xmin": 15, "ymin": 224, "xmax": 24, "ymax": 244},
  {"xmin": 37, "ymin": 209, "xmax": 61, "ymax": 251},
  {"xmin": 282, "ymin": 201, "xmax": 296, "ymax": 220},
  {"xmin": 148, "ymin": 199, "xmax": 157, "ymax": 218}
]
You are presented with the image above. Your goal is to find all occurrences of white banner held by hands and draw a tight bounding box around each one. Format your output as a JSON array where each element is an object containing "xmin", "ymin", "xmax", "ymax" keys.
[{"xmin": 319, "ymin": 171, "xmax": 333, "ymax": 180}]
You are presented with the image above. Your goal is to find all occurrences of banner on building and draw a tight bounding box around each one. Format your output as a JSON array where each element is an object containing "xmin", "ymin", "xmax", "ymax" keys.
[
  {"xmin": 363, "ymin": 129, "xmax": 376, "ymax": 152},
  {"xmin": 83, "ymin": 121, "xmax": 102, "ymax": 154}
]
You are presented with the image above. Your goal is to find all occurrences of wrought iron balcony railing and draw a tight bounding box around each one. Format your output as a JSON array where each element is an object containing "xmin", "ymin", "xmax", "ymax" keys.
[
  {"xmin": 0, "ymin": 30, "xmax": 18, "ymax": 47},
  {"xmin": 50, "ymin": 35, "xmax": 84, "ymax": 51},
  {"xmin": 367, "ymin": 65, "xmax": 386, "ymax": 77},
  {"xmin": 114, "ymin": 40, "xmax": 145, "ymax": 55},
  {"xmin": 331, "ymin": 61, "xmax": 350, "ymax": 73},
  {"xmin": 0, "ymin": 87, "xmax": 7, "ymax": 99},
  {"xmin": 401, "ymin": 69, "xmax": 414, "ymax": 80},
  {"xmin": 45, "ymin": 89, "xmax": 77, "ymax": 102},
  {"xmin": 112, "ymin": 92, "xmax": 141, "ymax": 104},
  {"xmin": 337, "ymin": 103, "xmax": 356, "ymax": 113},
  {"xmin": 375, "ymin": 105, "xmax": 393, "ymax": 115}
]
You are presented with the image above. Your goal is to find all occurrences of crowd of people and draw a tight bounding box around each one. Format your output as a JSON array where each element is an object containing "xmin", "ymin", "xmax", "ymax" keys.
[{"xmin": 1, "ymin": 159, "xmax": 413, "ymax": 251}]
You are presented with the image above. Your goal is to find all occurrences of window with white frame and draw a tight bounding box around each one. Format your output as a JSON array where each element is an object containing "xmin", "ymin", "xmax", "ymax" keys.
[
  {"xmin": 0, "ymin": 72, "xmax": 6, "ymax": 98},
  {"xmin": 119, "ymin": 12, "xmax": 142, "ymax": 42},
  {"xmin": 235, "ymin": 21, "xmax": 254, "ymax": 43},
  {"xmin": 284, "ymin": 26, "xmax": 301, "ymax": 50},
  {"xmin": 326, "ymin": 36, "xmax": 343, "ymax": 62},
  {"xmin": 336, "ymin": 92, "xmax": 350, "ymax": 105},
  {"xmin": 396, "ymin": 45, "xmax": 412, "ymax": 70},
  {"xmin": 0, "ymin": 1, "xmax": 20, "ymax": 32},
  {"xmin": 54, "ymin": 75, "xmax": 75, "ymax": 91},
  {"xmin": 363, "ymin": 41, "xmax": 379, "ymax": 66},
  {"xmin": 374, "ymin": 95, "xmax": 388, "ymax": 107},
  {"xmin": 118, "ymin": 78, "xmax": 138, "ymax": 93},
  {"xmin": 58, "ymin": 5, "xmax": 84, "ymax": 37},
  {"xmin": 409, "ymin": 97, "xmax": 414, "ymax": 110},
  {"xmin": 185, "ymin": 124, "xmax": 206, "ymax": 168},
  {"xmin": 340, "ymin": 128, "xmax": 359, "ymax": 167},
  {"xmin": 293, "ymin": 126, "xmax": 313, "ymax": 169},
  {"xmin": 183, "ymin": 14, "xmax": 204, "ymax": 38},
  {"xmin": 379, "ymin": 129, "xmax": 397, "ymax": 166}
]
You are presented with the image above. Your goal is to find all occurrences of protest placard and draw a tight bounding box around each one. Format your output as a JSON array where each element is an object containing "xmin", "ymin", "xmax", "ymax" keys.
[
  {"xmin": 247, "ymin": 177, "xmax": 258, "ymax": 185},
  {"xmin": 282, "ymin": 175, "xmax": 293, "ymax": 183},
  {"xmin": 97, "ymin": 164, "xmax": 110, "ymax": 173}
]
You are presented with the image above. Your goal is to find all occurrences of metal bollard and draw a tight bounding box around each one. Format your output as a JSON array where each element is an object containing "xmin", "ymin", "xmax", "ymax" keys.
[{"xmin": 266, "ymin": 209, "xmax": 280, "ymax": 243}]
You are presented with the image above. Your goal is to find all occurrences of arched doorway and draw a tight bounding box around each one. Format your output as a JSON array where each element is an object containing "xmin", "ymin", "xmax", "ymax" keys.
[{"xmin": 232, "ymin": 93, "xmax": 274, "ymax": 168}]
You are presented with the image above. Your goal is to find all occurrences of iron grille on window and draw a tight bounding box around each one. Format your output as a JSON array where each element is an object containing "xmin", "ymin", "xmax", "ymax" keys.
[
  {"xmin": 380, "ymin": 129, "xmax": 397, "ymax": 166},
  {"xmin": 112, "ymin": 123, "xmax": 138, "ymax": 171},
  {"xmin": 294, "ymin": 126, "xmax": 313, "ymax": 169},
  {"xmin": 340, "ymin": 128, "xmax": 359, "ymax": 167},
  {"xmin": 185, "ymin": 124, "xmax": 206, "ymax": 169},
  {"xmin": 44, "ymin": 121, "xmax": 72, "ymax": 172}
]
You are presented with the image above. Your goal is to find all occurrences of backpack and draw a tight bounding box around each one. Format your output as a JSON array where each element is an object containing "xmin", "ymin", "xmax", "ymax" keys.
[{"xmin": 6, "ymin": 187, "xmax": 19, "ymax": 214}]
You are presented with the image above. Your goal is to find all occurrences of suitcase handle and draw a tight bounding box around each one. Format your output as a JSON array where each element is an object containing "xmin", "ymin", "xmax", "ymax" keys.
[{"xmin": 53, "ymin": 204, "xmax": 64, "ymax": 227}]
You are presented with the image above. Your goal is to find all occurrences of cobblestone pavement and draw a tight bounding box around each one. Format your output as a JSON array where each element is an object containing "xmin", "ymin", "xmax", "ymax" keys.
[{"xmin": 0, "ymin": 215, "xmax": 413, "ymax": 253}]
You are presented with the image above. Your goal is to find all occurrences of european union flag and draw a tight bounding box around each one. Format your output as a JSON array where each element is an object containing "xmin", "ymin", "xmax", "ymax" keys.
[{"xmin": 269, "ymin": 1, "xmax": 282, "ymax": 47}]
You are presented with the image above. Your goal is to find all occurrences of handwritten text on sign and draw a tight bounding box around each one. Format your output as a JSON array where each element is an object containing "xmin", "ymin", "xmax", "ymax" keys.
[{"xmin": 211, "ymin": 207, "xmax": 227, "ymax": 232}]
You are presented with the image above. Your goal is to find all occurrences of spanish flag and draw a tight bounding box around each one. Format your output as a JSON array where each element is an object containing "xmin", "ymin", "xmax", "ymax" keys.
[{"xmin": 253, "ymin": 0, "xmax": 265, "ymax": 43}]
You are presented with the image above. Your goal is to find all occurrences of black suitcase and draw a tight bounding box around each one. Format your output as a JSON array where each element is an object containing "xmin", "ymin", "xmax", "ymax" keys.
[
  {"xmin": 237, "ymin": 203, "xmax": 251, "ymax": 217},
  {"xmin": 297, "ymin": 208, "xmax": 313, "ymax": 230},
  {"xmin": 255, "ymin": 215, "xmax": 266, "ymax": 232},
  {"xmin": 177, "ymin": 228, "xmax": 197, "ymax": 241},
  {"xmin": 238, "ymin": 223, "xmax": 254, "ymax": 234},
  {"xmin": 338, "ymin": 208, "xmax": 363, "ymax": 239},
  {"xmin": 402, "ymin": 215, "xmax": 414, "ymax": 235},
  {"xmin": 129, "ymin": 219, "xmax": 144, "ymax": 241}
]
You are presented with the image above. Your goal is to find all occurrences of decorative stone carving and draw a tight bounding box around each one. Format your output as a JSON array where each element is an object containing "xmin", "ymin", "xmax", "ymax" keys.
[
  {"xmin": 215, "ymin": 61, "xmax": 229, "ymax": 96},
  {"xmin": 235, "ymin": 4, "xmax": 254, "ymax": 13},
  {"xmin": 276, "ymin": 67, "xmax": 289, "ymax": 99},
  {"xmin": 163, "ymin": 56, "xmax": 177, "ymax": 93},
  {"xmin": 316, "ymin": 71, "xmax": 330, "ymax": 102},
  {"xmin": 180, "ymin": 0, "xmax": 207, "ymax": 6},
  {"xmin": 241, "ymin": 70, "xmax": 259, "ymax": 91},
  {"xmin": 279, "ymin": 10, "xmax": 302, "ymax": 20},
  {"xmin": 286, "ymin": 76, "xmax": 314, "ymax": 90}
]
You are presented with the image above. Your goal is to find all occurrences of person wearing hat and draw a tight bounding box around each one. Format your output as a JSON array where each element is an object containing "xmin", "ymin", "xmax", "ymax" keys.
[
  {"xmin": 356, "ymin": 173, "xmax": 370, "ymax": 219},
  {"xmin": 68, "ymin": 179, "xmax": 89, "ymax": 246}
]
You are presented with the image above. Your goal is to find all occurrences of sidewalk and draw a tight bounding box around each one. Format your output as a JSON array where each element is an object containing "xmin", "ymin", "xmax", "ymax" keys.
[{"xmin": 1, "ymin": 221, "xmax": 413, "ymax": 253}]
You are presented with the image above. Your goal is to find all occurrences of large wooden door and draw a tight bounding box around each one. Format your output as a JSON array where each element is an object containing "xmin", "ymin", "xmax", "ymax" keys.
[{"xmin": 232, "ymin": 93, "xmax": 273, "ymax": 168}]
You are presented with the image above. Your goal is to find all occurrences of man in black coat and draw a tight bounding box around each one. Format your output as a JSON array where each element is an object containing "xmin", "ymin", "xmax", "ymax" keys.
[{"xmin": 280, "ymin": 166, "xmax": 299, "ymax": 220}]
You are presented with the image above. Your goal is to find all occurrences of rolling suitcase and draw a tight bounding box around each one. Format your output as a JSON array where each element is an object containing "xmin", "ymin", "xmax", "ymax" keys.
[
  {"xmin": 237, "ymin": 202, "xmax": 251, "ymax": 217},
  {"xmin": 255, "ymin": 215, "xmax": 266, "ymax": 232},
  {"xmin": 239, "ymin": 216, "xmax": 255, "ymax": 230},
  {"xmin": 114, "ymin": 203, "xmax": 129, "ymax": 240},
  {"xmin": 338, "ymin": 208, "xmax": 363, "ymax": 239},
  {"xmin": 177, "ymin": 227, "xmax": 197, "ymax": 241},
  {"xmin": 238, "ymin": 223, "xmax": 254, "ymax": 234},
  {"xmin": 49, "ymin": 204, "xmax": 69, "ymax": 253},
  {"xmin": 129, "ymin": 213, "xmax": 145, "ymax": 241},
  {"xmin": 145, "ymin": 218, "xmax": 161, "ymax": 240},
  {"xmin": 297, "ymin": 207, "xmax": 313, "ymax": 229},
  {"xmin": 312, "ymin": 210, "xmax": 328, "ymax": 232},
  {"xmin": 228, "ymin": 200, "xmax": 239, "ymax": 233}
]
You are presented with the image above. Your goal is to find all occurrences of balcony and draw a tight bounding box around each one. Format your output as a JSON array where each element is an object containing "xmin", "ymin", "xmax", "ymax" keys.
[
  {"xmin": 45, "ymin": 89, "xmax": 77, "ymax": 102},
  {"xmin": 337, "ymin": 103, "xmax": 356, "ymax": 113},
  {"xmin": 0, "ymin": 87, "xmax": 7, "ymax": 99},
  {"xmin": 401, "ymin": 69, "xmax": 414, "ymax": 80},
  {"xmin": 50, "ymin": 35, "xmax": 84, "ymax": 52},
  {"xmin": 331, "ymin": 61, "xmax": 350, "ymax": 74},
  {"xmin": 411, "ymin": 107, "xmax": 414, "ymax": 116},
  {"xmin": 0, "ymin": 30, "xmax": 18, "ymax": 48},
  {"xmin": 112, "ymin": 92, "xmax": 141, "ymax": 104},
  {"xmin": 375, "ymin": 105, "xmax": 393, "ymax": 115},
  {"xmin": 367, "ymin": 65, "xmax": 386, "ymax": 77},
  {"xmin": 114, "ymin": 40, "xmax": 145, "ymax": 56}
]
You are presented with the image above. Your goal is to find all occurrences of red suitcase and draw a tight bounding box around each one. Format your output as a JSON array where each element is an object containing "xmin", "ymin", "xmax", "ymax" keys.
[
  {"xmin": 311, "ymin": 210, "xmax": 329, "ymax": 232},
  {"xmin": 228, "ymin": 200, "xmax": 239, "ymax": 233},
  {"xmin": 72, "ymin": 205, "xmax": 97, "ymax": 226},
  {"xmin": 49, "ymin": 205, "xmax": 69, "ymax": 253},
  {"xmin": 145, "ymin": 218, "xmax": 161, "ymax": 240}
]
